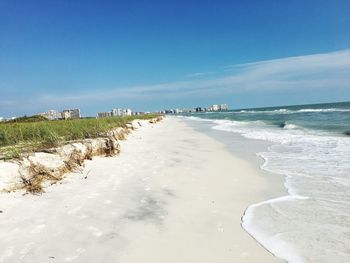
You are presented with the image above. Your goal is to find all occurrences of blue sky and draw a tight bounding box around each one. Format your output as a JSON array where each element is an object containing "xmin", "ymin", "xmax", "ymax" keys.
[{"xmin": 1, "ymin": 0, "xmax": 350, "ymax": 117}]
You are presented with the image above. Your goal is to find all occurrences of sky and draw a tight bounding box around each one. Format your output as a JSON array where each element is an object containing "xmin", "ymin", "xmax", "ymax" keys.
[{"xmin": 0, "ymin": 0, "xmax": 350, "ymax": 117}]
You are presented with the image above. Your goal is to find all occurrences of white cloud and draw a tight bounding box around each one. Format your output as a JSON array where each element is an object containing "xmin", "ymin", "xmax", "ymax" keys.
[
  {"xmin": 185, "ymin": 71, "xmax": 216, "ymax": 78},
  {"xmin": 7, "ymin": 49, "xmax": 350, "ymax": 107}
]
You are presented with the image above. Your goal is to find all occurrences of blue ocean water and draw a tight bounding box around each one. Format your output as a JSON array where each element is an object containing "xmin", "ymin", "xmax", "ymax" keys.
[{"xmin": 181, "ymin": 101, "xmax": 350, "ymax": 262}]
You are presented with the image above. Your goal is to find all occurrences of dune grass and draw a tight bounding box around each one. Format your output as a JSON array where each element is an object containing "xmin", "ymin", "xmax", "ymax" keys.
[{"xmin": 0, "ymin": 114, "xmax": 160, "ymax": 160}]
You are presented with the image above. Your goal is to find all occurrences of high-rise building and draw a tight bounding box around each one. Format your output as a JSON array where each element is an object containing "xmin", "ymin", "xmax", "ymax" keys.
[
  {"xmin": 219, "ymin": 104, "xmax": 229, "ymax": 111},
  {"xmin": 210, "ymin": 105, "xmax": 219, "ymax": 111},
  {"xmin": 209, "ymin": 104, "xmax": 228, "ymax": 111},
  {"xmin": 62, "ymin": 109, "xmax": 81, "ymax": 119},
  {"xmin": 47, "ymin": 110, "xmax": 60, "ymax": 120},
  {"xmin": 112, "ymin": 108, "xmax": 123, "ymax": 116},
  {"xmin": 111, "ymin": 108, "xmax": 132, "ymax": 116},
  {"xmin": 125, "ymin": 109, "xmax": 132, "ymax": 116},
  {"xmin": 97, "ymin": 112, "xmax": 112, "ymax": 118},
  {"xmin": 37, "ymin": 109, "xmax": 60, "ymax": 120}
]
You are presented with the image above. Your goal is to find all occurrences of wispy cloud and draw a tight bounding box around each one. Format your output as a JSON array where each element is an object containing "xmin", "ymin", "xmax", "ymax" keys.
[
  {"xmin": 185, "ymin": 71, "xmax": 216, "ymax": 78},
  {"xmin": 4, "ymin": 49, "xmax": 350, "ymax": 110}
]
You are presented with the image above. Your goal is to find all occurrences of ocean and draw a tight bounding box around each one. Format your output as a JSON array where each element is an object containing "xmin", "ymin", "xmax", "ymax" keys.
[{"xmin": 180, "ymin": 101, "xmax": 350, "ymax": 263}]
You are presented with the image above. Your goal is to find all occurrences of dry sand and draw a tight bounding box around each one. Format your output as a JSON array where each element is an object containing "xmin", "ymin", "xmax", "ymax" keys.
[{"xmin": 0, "ymin": 117, "xmax": 283, "ymax": 262}]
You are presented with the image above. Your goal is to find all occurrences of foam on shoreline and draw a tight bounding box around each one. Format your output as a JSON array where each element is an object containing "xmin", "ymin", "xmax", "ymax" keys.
[
  {"xmin": 242, "ymin": 195, "xmax": 308, "ymax": 263},
  {"xmin": 181, "ymin": 115, "xmax": 350, "ymax": 263}
]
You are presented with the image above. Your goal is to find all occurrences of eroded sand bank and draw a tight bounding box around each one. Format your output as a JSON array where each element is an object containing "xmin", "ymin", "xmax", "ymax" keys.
[{"xmin": 0, "ymin": 117, "xmax": 283, "ymax": 262}]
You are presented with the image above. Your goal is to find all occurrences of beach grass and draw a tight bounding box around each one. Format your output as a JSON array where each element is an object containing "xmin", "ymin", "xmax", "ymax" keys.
[{"xmin": 0, "ymin": 114, "xmax": 160, "ymax": 160}]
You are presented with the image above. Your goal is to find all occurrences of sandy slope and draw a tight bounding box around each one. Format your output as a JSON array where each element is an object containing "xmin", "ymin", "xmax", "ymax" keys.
[{"xmin": 0, "ymin": 117, "xmax": 283, "ymax": 263}]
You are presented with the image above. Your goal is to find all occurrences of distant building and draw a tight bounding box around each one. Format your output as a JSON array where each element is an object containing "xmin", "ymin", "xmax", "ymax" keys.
[
  {"xmin": 48, "ymin": 110, "xmax": 60, "ymax": 119},
  {"xmin": 219, "ymin": 104, "xmax": 228, "ymax": 111},
  {"xmin": 0, "ymin": 117, "xmax": 3, "ymax": 122},
  {"xmin": 111, "ymin": 108, "xmax": 132, "ymax": 117},
  {"xmin": 209, "ymin": 104, "xmax": 228, "ymax": 111},
  {"xmin": 61, "ymin": 111, "xmax": 70, "ymax": 119},
  {"xmin": 164, "ymin": 109, "xmax": 176, "ymax": 114},
  {"xmin": 196, "ymin": 107, "xmax": 206, "ymax": 112},
  {"xmin": 37, "ymin": 109, "xmax": 61, "ymax": 120},
  {"xmin": 181, "ymin": 108, "xmax": 196, "ymax": 113},
  {"xmin": 210, "ymin": 104, "xmax": 220, "ymax": 111},
  {"xmin": 112, "ymin": 108, "xmax": 122, "ymax": 117},
  {"xmin": 62, "ymin": 109, "xmax": 81, "ymax": 119},
  {"xmin": 97, "ymin": 112, "xmax": 112, "ymax": 118},
  {"xmin": 125, "ymin": 109, "xmax": 132, "ymax": 116}
]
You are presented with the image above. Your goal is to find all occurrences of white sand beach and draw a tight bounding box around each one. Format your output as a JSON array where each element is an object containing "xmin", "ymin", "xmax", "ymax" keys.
[{"xmin": 0, "ymin": 117, "xmax": 284, "ymax": 263}]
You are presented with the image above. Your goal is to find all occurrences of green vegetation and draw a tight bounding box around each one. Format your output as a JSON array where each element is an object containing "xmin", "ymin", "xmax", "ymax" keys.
[
  {"xmin": 5, "ymin": 115, "xmax": 48, "ymax": 123},
  {"xmin": 0, "ymin": 114, "xmax": 160, "ymax": 160}
]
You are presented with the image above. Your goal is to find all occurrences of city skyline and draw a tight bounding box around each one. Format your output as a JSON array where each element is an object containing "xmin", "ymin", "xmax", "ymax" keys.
[
  {"xmin": 0, "ymin": 101, "xmax": 230, "ymax": 120},
  {"xmin": 1, "ymin": 1, "xmax": 350, "ymax": 117}
]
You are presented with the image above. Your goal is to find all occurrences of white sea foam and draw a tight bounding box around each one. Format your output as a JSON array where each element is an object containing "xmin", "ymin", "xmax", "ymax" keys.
[
  {"xmin": 185, "ymin": 116, "xmax": 350, "ymax": 262},
  {"xmin": 237, "ymin": 108, "xmax": 350, "ymax": 114},
  {"xmin": 177, "ymin": 116, "xmax": 212, "ymax": 122},
  {"xmin": 242, "ymin": 195, "xmax": 309, "ymax": 263},
  {"xmin": 283, "ymin": 123, "xmax": 299, "ymax": 130},
  {"xmin": 297, "ymin": 108, "xmax": 350, "ymax": 113}
]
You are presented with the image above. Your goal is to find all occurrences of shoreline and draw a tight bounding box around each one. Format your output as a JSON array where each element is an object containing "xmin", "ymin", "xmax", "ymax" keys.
[
  {"xmin": 181, "ymin": 114, "xmax": 350, "ymax": 262},
  {"xmin": 181, "ymin": 116, "xmax": 289, "ymax": 260},
  {"xmin": 0, "ymin": 116, "xmax": 284, "ymax": 262},
  {"xmin": 181, "ymin": 116, "xmax": 287, "ymax": 199}
]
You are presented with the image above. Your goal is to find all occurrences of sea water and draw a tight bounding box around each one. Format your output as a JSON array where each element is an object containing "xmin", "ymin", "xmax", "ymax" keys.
[{"xmin": 181, "ymin": 102, "xmax": 350, "ymax": 263}]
